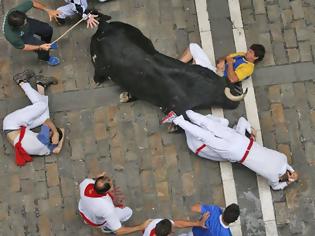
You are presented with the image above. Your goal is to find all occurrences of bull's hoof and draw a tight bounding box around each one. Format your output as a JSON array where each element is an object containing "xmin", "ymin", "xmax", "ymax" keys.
[{"xmin": 120, "ymin": 92, "xmax": 131, "ymax": 103}]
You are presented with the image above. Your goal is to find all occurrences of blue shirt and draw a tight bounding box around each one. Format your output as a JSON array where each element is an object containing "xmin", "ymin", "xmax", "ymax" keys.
[
  {"xmin": 192, "ymin": 205, "xmax": 232, "ymax": 236},
  {"xmin": 37, "ymin": 124, "xmax": 57, "ymax": 153}
]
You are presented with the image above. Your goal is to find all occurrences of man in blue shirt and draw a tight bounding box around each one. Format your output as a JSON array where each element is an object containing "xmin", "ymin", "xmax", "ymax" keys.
[{"xmin": 191, "ymin": 203, "xmax": 240, "ymax": 236}]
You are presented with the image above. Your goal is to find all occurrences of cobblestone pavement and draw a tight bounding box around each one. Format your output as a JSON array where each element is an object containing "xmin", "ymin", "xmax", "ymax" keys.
[
  {"xmin": 240, "ymin": 0, "xmax": 315, "ymax": 235},
  {"xmin": 0, "ymin": 1, "xmax": 224, "ymax": 236},
  {"xmin": 0, "ymin": 0, "xmax": 315, "ymax": 236}
]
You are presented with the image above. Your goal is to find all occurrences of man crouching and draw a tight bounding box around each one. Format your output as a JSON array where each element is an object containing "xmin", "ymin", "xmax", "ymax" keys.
[{"xmin": 3, "ymin": 70, "xmax": 64, "ymax": 166}]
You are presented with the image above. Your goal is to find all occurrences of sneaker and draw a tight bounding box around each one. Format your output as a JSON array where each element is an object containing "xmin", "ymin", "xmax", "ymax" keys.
[
  {"xmin": 161, "ymin": 111, "xmax": 177, "ymax": 124},
  {"xmin": 101, "ymin": 227, "xmax": 113, "ymax": 234},
  {"xmin": 13, "ymin": 69, "xmax": 35, "ymax": 85},
  {"xmin": 50, "ymin": 42, "xmax": 58, "ymax": 50},
  {"xmin": 35, "ymin": 75, "xmax": 58, "ymax": 88},
  {"xmin": 47, "ymin": 56, "xmax": 60, "ymax": 66}
]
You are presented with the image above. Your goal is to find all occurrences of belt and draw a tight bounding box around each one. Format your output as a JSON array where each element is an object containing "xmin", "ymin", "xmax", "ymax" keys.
[
  {"xmin": 239, "ymin": 137, "xmax": 254, "ymax": 164},
  {"xmin": 195, "ymin": 144, "xmax": 206, "ymax": 155}
]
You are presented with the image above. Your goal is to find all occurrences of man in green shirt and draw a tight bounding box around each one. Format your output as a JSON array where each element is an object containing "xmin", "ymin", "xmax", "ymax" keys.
[{"xmin": 3, "ymin": 1, "xmax": 61, "ymax": 66}]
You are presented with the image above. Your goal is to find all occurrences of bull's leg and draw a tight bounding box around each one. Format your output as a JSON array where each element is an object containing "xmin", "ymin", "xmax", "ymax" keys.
[
  {"xmin": 120, "ymin": 92, "xmax": 137, "ymax": 103},
  {"xmin": 93, "ymin": 68, "xmax": 109, "ymax": 84}
]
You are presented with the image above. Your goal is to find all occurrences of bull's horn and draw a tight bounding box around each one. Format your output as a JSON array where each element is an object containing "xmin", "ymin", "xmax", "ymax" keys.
[{"xmin": 224, "ymin": 87, "xmax": 248, "ymax": 101}]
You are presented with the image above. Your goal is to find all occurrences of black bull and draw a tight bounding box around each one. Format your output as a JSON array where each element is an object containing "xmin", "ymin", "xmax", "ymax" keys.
[{"xmin": 90, "ymin": 18, "xmax": 245, "ymax": 115}]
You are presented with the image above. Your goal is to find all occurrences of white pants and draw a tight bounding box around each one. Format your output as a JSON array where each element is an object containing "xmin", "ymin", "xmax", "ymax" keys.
[
  {"xmin": 57, "ymin": 0, "xmax": 88, "ymax": 19},
  {"xmin": 114, "ymin": 206, "xmax": 133, "ymax": 222},
  {"xmin": 3, "ymin": 83, "xmax": 49, "ymax": 130},
  {"xmin": 189, "ymin": 43, "xmax": 216, "ymax": 72}
]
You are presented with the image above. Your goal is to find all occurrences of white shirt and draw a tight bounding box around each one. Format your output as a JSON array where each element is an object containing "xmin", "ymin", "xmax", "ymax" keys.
[
  {"xmin": 78, "ymin": 179, "xmax": 122, "ymax": 231},
  {"xmin": 13, "ymin": 129, "xmax": 50, "ymax": 156},
  {"xmin": 143, "ymin": 219, "xmax": 174, "ymax": 236}
]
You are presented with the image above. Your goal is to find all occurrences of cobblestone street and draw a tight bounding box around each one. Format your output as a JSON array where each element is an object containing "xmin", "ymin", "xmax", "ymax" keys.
[{"xmin": 0, "ymin": 0, "xmax": 315, "ymax": 235}]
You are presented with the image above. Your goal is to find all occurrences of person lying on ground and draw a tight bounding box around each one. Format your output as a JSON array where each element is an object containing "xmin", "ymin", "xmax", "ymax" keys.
[
  {"xmin": 3, "ymin": 70, "xmax": 64, "ymax": 166},
  {"xmin": 179, "ymin": 43, "xmax": 265, "ymax": 83},
  {"xmin": 162, "ymin": 110, "xmax": 298, "ymax": 190}
]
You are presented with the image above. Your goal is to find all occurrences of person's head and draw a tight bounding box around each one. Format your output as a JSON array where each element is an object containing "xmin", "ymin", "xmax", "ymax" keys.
[
  {"xmin": 94, "ymin": 175, "xmax": 112, "ymax": 194},
  {"xmin": 279, "ymin": 171, "xmax": 298, "ymax": 183},
  {"xmin": 222, "ymin": 203, "xmax": 240, "ymax": 225},
  {"xmin": 245, "ymin": 44, "xmax": 265, "ymax": 64},
  {"xmin": 155, "ymin": 219, "xmax": 173, "ymax": 236},
  {"xmin": 7, "ymin": 10, "xmax": 27, "ymax": 28}
]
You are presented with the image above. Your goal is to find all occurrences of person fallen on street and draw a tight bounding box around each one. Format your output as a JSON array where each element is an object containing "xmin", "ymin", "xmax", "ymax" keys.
[
  {"xmin": 179, "ymin": 43, "xmax": 265, "ymax": 83},
  {"xmin": 3, "ymin": 0, "xmax": 61, "ymax": 66},
  {"xmin": 162, "ymin": 110, "xmax": 299, "ymax": 190},
  {"xmin": 3, "ymin": 70, "xmax": 64, "ymax": 166},
  {"xmin": 78, "ymin": 172, "xmax": 150, "ymax": 234},
  {"xmin": 142, "ymin": 212, "xmax": 210, "ymax": 236},
  {"xmin": 184, "ymin": 203, "xmax": 240, "ymax": 236},
  {"xmin": 53, "ymin": 0, "xmax": 112, "ymax": 28}
]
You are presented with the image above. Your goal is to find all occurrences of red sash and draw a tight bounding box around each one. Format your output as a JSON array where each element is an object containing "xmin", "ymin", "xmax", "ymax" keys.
[
  {"xmin": 239, "ymin": 137, "xmax": 254, "ymax": 164},
  {"xmin": 79, "ymin": 211, "xmax": 106, "ymax": 227},
  {"xmin": 195, "ymin": 144, "xmax": 206, "ymax": 155},
  {"xmin": 14, "ymin": 126, "xmax": 32, "ymax": 166}
]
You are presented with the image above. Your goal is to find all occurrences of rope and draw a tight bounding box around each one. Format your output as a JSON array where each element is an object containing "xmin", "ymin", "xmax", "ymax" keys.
[{"xmin": 51, "ymin": 17, "xmax": 85, "ymax": 44}]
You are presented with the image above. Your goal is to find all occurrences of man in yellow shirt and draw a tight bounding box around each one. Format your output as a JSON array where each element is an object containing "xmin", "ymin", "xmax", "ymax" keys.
[{"xmin": 179, "ymin": 43, "xmax": 265, "ymax": 83}]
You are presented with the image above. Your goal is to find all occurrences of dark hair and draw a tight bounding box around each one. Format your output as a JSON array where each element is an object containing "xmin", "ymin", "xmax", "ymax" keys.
[
  {"xmin": 56, "ymin": 128, "xmax": 63, "ymax": 142},
  {"xmin": 155, "ymin": 219, "xmax": 172, "ymax": 236},
  {"xmin": 94, "ymin": 176, "xmax": 111, "ymax": 194},
  {"xmin": 222, "ymin": 204, "xmax": 240, "ymax": 224},
  {"xmin": 249, "ymin": 44, "xmax": 265, "ymax": 63},
  {"xmin": 279, "ymin": 171, "xmax": 289, "ymax": 182},
  {"xmin": 7, "ymin": 10, "xmax": 27, "ymax": 28}
]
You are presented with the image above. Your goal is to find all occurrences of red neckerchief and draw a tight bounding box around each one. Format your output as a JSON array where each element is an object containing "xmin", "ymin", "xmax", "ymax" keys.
[
  {"xmin": 149, "ymin": 228, "xmax": 156, "ymax": 236},
  {"xmin": 84, "ymin": 184, "xmax": 108, "ymax": 198},
  {"xmin": 84, "ymin": 183, "xmax": 125, "ymax": 208},
  {"xmin": 14, "ymin": 126, "xmax": 32, "ymax": 166}
]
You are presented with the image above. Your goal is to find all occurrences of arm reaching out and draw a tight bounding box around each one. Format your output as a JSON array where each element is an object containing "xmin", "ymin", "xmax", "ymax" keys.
[{"xmin": 174, "ymin": 212, "xmax": 210, "ymax": 229}]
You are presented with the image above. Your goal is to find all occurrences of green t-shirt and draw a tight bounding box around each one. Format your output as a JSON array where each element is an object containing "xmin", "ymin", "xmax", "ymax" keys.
[{"xmin": 3, "ymin": 1, "xmax": 33, "ymax": 49}]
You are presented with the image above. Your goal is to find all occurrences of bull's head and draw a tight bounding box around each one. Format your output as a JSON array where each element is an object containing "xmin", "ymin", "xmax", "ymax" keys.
[{"xmin": 224, "ymin": 83, "xmax": 248, "ymax": 102}]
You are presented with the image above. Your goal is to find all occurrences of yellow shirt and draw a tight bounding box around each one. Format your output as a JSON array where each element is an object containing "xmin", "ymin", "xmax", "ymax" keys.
[{"xmin": 228, "ymin": 52, "xmax": 254, "ymax": 81}]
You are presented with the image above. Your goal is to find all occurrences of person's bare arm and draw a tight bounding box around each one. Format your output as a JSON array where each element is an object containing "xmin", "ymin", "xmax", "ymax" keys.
[
  {"xmin": 115, "ymin": 219, "xmax": 152, "ymax": 235},
  {"xmin": 43, "ymin": 119, "xmax": 59, "ymax": 144},
  {"xmin": 32, "ymin": 0, "xmax": 60, "ymax": 21},
  {"xmin": 225, "ymin": 56, "xmax": 239, "ymax": 83},
  {"xmin": 23, "ymin": 44, "xmax": 51, "ymax": 51},
  {"xmin": 174, "ymin": 212, "xmax": 209, "ymax": 229}
]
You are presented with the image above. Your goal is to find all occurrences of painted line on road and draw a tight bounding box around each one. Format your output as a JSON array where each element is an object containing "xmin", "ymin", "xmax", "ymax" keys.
[
  {"xmin": 194, "ymin": 1, "xmax": 242, "ymax": 235},
  {"xmin": 227, "ymin": 0, "xmax": 279, "ymax": 235}
]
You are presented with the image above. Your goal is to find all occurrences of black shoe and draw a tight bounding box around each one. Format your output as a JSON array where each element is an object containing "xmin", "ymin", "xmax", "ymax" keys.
[
  {"xmin": 13, "ymin": 70, "xmax": 35, "ymax": 85},
  {"xmin": 35, "ymin": 75, "xmax": 58, "ymax": 88},
  {"xmin": 56, "ymin": 17, "xmax": 66, "ymax": 25}
]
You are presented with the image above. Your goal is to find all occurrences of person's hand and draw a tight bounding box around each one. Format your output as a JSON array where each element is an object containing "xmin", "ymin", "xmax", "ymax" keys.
[
  {"xmin": 226, "ymin": 56, "xmax": 234, "ymax": 64},
  {"xmin": 97, "ymin": 172, "xmax": 107, "ymax": 178},
  {"xmin": 47, "ymin": 9, "xmax": 61, "ymax": 22},
  {"xmin": 288, "ymin": 171, "xmax": 299, "ymax": 184},
  {"xmin": 51, "ymin": 132, "xmax": 60, "ymax": 145},
  {"xmin": 86, "ymin": 14, "xmax": 99, "ymax": 29},
  {"xmin": 39, "ymin": 43, "xmax": 51, "ymax": 51},
  {"xmin": 216, "ymin": 59, "xmax": 225, "ymax": 72},
  {"xmin": 199, "ymin": 212, "xmax": 210, "ymax": 228},
  {"xmin": 141, "ymin": 219, "xmax": 153, "ymax": 229},
  {"xmin": 251, "ymin": 127, "xmax": 257, "ymax": 140}
]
